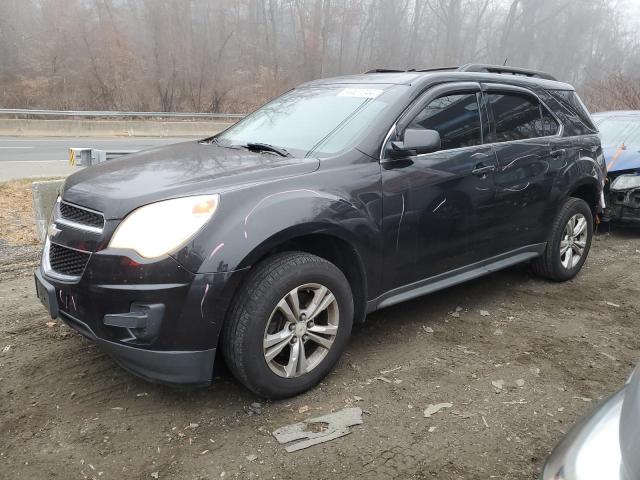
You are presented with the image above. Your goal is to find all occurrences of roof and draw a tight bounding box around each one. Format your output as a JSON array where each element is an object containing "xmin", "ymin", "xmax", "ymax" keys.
[
  {"xmin": 300, "ymin": 64, "xmax": 573, "ymax": 91},
  {"xmin": 300, "ymin": 72, "xmax": 424, "ymax": 86}
]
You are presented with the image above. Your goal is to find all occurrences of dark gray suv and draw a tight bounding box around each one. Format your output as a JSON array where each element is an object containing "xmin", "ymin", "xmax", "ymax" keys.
[{"xmin": 36, "ymin": 64, "xmax": 605, "ymax": 398}]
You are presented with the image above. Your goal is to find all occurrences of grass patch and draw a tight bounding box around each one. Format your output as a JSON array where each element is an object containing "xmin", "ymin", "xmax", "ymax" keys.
[{"xmin": 0, "ymin": 178, "xmax": 62, "ymax": 246}]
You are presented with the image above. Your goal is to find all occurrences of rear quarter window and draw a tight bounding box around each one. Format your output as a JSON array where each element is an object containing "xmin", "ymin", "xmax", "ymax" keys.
[{"xmin": 546, "ymin": 90, "xmax": 598, "ymax": 135}]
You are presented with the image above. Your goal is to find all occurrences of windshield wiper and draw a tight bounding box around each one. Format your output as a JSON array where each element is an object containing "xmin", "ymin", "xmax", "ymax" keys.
[{"xmin": 244, "ymin": 142, "xmax": 292, "ymax": 157}]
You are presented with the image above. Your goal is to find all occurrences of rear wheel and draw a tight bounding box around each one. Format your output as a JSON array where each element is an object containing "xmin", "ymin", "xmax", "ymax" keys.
[
  {"xmin": 532, "ymin": 197, "xmax": 593, "ymax": 281},
  {"xmin": 221, "ymin": 252, "xmax": 353, "ymax": 398}
]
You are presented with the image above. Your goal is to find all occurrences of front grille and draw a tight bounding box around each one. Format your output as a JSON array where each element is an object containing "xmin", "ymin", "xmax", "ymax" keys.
[
  {"xmin": 48, "ymin": 243, "xmax": 91, "ymax": 276},
  {"xmin": 59, "ymin": 202, "xmax": 104, "ymax": 229}
]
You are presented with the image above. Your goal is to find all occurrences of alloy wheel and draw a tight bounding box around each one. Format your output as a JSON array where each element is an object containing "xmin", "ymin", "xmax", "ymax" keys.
[
  {"xmin": 263, "ymin": 283, "xmax": 339, "ymax": 378},
  {"xmin": 560, "ymin": 213, "xmax": 588, "ymax": 269}
]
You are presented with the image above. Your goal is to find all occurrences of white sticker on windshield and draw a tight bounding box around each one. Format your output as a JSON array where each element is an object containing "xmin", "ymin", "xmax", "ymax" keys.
[{"xmin": 337, "ymin": 88, "xmax": 383, "ymax": 99}]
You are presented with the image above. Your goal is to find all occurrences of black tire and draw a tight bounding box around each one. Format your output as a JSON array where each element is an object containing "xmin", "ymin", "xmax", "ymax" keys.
[
  {"xmin": 221, "ymin": 252, "xmax": 354, "ymax": 399},
  {"xmin": 531, "ymin": 197, "xmax": 593, "ymax": 282}
]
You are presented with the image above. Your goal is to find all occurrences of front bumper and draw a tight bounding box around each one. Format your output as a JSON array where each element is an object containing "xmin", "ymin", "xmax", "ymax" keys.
[
  {"xmin": 540, "ymin": 389, "xmax": 624, "ymax": 480},
  {"xmin": 604, "ymin": 170, "xmax": 640, "ymax": 224},
  {"xmin": 35, "ymin": 255, "xmax": 245, "ymax": 386},
  {"xmin": 60, "ymin": 307, "xmax": 216, "ymax": 385},
  {"xmin": 604, "ymin": 188, "xmax": 640, "ymax": 223}
]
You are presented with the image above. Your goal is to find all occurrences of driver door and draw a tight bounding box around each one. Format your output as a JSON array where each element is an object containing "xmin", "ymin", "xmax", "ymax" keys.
[{"xmin": 381, "ymin": 83, "xmax": 501, "ymax": 292}]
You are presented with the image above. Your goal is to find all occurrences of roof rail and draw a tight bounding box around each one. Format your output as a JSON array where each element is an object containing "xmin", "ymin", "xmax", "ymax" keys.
[
  {"xmin": 364, "ymin": 64, "xmax": 558, "ymax": 81},
  {"xmin": 412, "ymin": 66, "xmax": 460, "ymax": 73},
  {"xmin": 365, "ymin": 66, "xmax": 458, "ymax": 74},
  {"xmin": 364, "ymin": 68, "xmax": 406, "ymax": 74},
  {"xmin": 457, "ymin": 64, "xmax": 557, "ymax": 81}
]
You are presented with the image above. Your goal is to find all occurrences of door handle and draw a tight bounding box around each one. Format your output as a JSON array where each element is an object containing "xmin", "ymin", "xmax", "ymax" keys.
[
  {"xmin": 472, "ymin": 163, "xmax": 496, "ymax": 176},
  {"xmin": 550, "ymin": 149, "xmax": 566, "ymax": 158}
]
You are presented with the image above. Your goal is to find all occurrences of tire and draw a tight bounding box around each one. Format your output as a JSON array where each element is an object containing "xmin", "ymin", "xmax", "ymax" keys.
[
  {"xmin": 531, "ymin": 197, "xmax": 593, "ymax": 282},
  {"xmin": 221, "ymin": 252, "xmax": 354, "ymax": 399}
]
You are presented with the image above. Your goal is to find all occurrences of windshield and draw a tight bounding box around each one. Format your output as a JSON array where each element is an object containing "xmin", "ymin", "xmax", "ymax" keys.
[
  {"xmin": 216, "ymin": 84, "xmax": 404, "ymax": 158},
  {"xmin": 598, "ymin": 117, "xmax": 640, "ymax": 150}
]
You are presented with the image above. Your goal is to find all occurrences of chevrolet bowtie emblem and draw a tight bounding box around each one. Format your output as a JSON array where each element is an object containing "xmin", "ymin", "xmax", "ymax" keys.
[{"xmin": 47, "ymin": 223, "xmax": 61, "ymax": 238}]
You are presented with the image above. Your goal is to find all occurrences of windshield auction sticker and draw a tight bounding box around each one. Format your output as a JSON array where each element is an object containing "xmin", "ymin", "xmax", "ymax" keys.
[{"xmin": 337, "ymin": 88, "xmax": 383, "ymax": 99}]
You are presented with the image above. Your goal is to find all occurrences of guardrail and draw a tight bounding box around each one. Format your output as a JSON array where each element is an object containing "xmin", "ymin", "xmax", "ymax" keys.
[
  {"xmin": 69, "ymin": 148, "xmax": 137, "ymax": 166},
  {"xmin": 0, "ymin": 108, "xmax": 246, "ymax": 119}
]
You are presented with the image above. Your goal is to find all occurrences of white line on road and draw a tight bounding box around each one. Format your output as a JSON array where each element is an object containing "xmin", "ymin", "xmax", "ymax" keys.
[
  {"xmin": 0, "ymin": 146, "xmax": 34, "ymax": 149},
  {"xmin": 1, "ymin": 160, "xmax": 67, "ymax": 163}
]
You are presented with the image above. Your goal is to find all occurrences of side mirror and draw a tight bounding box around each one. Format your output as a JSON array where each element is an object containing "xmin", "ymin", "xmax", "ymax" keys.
[{"xmin": 391, "ymin": 128, "xmax": 441, "ymax": 157}]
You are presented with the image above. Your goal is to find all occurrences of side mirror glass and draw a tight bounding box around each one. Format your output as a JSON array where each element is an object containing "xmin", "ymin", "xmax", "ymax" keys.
[{"xmin": 390, "ymin": 128, "xmax": 441, "ymax": 157}]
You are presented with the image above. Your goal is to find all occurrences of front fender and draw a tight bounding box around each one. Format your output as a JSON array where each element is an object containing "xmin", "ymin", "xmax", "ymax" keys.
[{"xmin": 172, "ymin": 180, "xmax": 382, "ymax": 281}]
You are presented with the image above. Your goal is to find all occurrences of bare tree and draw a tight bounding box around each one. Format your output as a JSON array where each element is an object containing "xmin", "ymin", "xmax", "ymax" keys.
[{"xmin": 0, "ymin": 0, "xmax": 638, "ymax": 112}]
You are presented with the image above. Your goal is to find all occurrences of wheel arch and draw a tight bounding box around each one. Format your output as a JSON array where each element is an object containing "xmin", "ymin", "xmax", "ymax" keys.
[
  {"xmin": 568, "ymin": 177, "xmax": 601, "ymax": 216},
  {"xmin": 235, "ymin": 229, "xmax": 369, "ymax": 325}
]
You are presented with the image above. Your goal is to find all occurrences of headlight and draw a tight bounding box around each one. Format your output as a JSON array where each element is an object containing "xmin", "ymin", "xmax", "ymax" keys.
[
  {"xmin": 610, "ymin": 174, "xmax": 640, "ymax": 191},
  {"xmin": 108, "ymin": 195, "xmax": 219, "ymax": 258}
]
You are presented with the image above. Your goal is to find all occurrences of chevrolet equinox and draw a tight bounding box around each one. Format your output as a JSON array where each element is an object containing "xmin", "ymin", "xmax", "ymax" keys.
[{"xmin": 35, "ymin": 64, "xmax": 605, "ymax": 398}]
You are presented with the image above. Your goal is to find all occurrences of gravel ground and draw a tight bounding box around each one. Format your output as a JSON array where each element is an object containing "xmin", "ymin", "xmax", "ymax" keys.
[{"xmin": 0, "ymin": 226, "xmax": 639, "ymax": 480}]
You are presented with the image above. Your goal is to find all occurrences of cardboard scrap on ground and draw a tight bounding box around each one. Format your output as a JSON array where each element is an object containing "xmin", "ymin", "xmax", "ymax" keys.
[{"xmin": 272, "ymin": 407, "xmax": 363, "ymax": 453}]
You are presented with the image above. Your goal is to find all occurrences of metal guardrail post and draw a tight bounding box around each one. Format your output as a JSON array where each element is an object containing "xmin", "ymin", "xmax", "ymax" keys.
[{"xmin": 69, "ymin": 148, "xmax": 136, "ymax": 166}]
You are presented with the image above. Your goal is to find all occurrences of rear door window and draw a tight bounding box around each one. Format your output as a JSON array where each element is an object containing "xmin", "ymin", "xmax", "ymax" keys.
[
  {"xmin": 488, "ymin": 93, "xmax": 559, "ymax": 142},
  {"xmin": 407, "ymin": 93, "xmax": 483, "ymax": 151}
]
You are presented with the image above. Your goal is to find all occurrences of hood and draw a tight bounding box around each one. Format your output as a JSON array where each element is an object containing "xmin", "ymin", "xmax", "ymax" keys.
[
  {"xmin": 62, "ymin": 141, "xmax": 320, "ymax": 219},
  {"xmin": 603, "ymin": 146, "xmax": 640, "ymax": 173}
]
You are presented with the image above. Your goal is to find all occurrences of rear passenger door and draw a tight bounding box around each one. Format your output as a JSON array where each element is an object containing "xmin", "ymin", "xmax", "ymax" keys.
[{"xmin": 483, "ymin": 84, "xmax": 563, "ymax": 251}]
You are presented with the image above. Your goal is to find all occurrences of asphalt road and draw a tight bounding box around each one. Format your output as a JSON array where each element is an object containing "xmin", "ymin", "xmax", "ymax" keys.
[{"xmin": 0, "ymin": 136, "xmax": 199, "ymax": 181}]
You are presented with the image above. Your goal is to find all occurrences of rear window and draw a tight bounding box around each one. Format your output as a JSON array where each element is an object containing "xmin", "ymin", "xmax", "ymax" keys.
[{"xmin": 548, "ymin": 90, "xmax": 597, "ymax": 133}]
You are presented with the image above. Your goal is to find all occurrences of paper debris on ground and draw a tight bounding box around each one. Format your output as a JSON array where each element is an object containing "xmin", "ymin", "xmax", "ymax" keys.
[
  {"xmin": 272, "ymin": 407, "xmax": 363, "ymax": 452},
  {"xmin": 374, "ymin": 376, "xmax": 393, "ymax": 384},
  {"xmin": 492, "ymin": 379, "xmax": 505, "ymax": 392},
  {"xmin": 380, "ymin": 366, "xmax": 402, "ymax": 375},
  {"xmin": 245, "ymin": 402, "xmax": 263, "ymax": 415},
  {"xmin": 423, "ymin": 402, "xmax": 453, "ymax": 418},
  {"xmin": 600, "ymin": 351, "xmax": 617, "ymax": 361},
  {"xmin": 573, "ymin": 396, "xmax": 592, "ymax": 402}
]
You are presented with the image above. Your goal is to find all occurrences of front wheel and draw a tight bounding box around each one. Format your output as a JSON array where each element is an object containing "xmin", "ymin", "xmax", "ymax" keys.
[
  {"xmin": 221, "ymin": 252, "xmax": 353, "ymax": 399},
  {"xmin": 532, "ymin": 197, "xmax": 593, "ymax": 282}
]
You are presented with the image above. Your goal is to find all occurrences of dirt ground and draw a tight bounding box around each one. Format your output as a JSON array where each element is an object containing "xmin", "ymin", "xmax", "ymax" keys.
[{"xmin": 1, "ymin": 190, "xmax": 639, "ymax": 479}]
